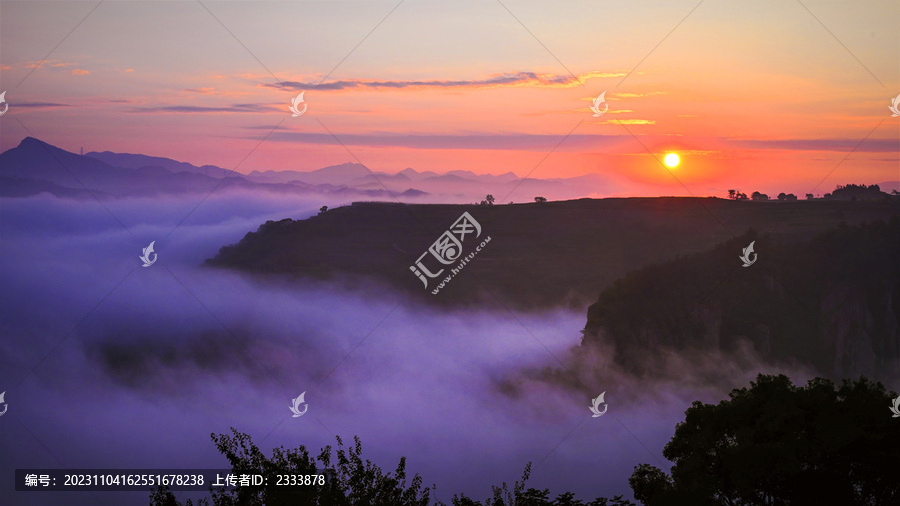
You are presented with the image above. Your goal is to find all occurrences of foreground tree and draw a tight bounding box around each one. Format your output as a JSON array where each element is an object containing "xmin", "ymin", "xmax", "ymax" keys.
[
  {"xmin": 150, "ymin": 430, "xmax": 435, "ymax": 506},
  {"xmin": 150, "ymin": 431, "xmax": 631, "ymax": 506},
  {"xmin": 629, "ymin": 374, "xmax": 900, "ymax": 506},
  {"xmin": 451, "ymin": 463, "xmax": 635, "ymax": 506}
]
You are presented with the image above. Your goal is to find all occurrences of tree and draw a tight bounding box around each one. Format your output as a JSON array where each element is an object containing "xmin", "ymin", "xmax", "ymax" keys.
[
  {"xmin": 629, "ymin": 374, "xmax": 900, "ymax": 506},
  {"xmin": 319, "ymin": 206, "xmax": 328, "ymax": 214},
  {"xmin": 806, "ymin": 193, "xmax": 815, "ymax": 200},
  {"xmin": 485, "ymin": 194, "xmax": 495, "ymax": 205},
  {"xmin": 451, "ymin": 462, "xmax": 634, "ymax": 505},
  {"xmin": 149, "ymin": 431, "xmax": 632, "ymax": 506},
  {"xmin": 735, "ymin": 192, "xmax": 748, "ymax": 200},
  {"xmin": 777, "ymin": 192, "xmax": 787, "ymax": 200},
  {"xmin": 534, "ymin": 196, "xmax": 547, "ymax": 203},
  {"xmin": 727, "ymin": 189, "xmax": 736, "ymax": 200},
  {"xmin": 150, "ymin": 430, "xmax": 435, "ymax": 506},
  {"xmin": 750, "ymin": 191, "xmax": 768, "ymax": 201}
]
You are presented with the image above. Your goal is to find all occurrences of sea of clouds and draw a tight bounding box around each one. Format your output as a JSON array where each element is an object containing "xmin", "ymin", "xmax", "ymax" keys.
[{"xmin": 0, "ymin": 189, "xmax": 812, "ymax": 505}]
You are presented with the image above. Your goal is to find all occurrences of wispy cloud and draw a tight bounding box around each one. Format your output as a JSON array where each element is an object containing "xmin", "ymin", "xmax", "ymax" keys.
[
  {"xmin": 12, "ymin": 102, "xmax": 71, "ymax": 109},
  {"xmin": 132, "ymin": 103, "xmax": 279, "ymax": 114},
  {"xmin": 244, "ymin": 130, "xmax": 898, "ymax": 155},
  {"xmin": 21, "ymin": 59, "xmax": 79, "ymax": 69},
  {"xmin": 264, "ymin": 71, "xmax": 626, "ymax": 92},
  {"xmin": 600, "ymin": 119, "xmax": 655, "ymax": 125},
  {"xmin": 184, "ymin": 87, "xmax": 218, "ymax": 95},
  {"xmin": 250, "ymin": 131, "xmax": 626, "ymax": 151},
  {"xmin": 726, "ymin": 138, "xmax": 899, "ymax": 152}
]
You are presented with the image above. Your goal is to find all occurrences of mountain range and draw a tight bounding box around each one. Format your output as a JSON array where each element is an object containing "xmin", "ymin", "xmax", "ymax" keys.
[{"xmin": 0, "ymin": 137, "xmax": 615, "ymax": 202}]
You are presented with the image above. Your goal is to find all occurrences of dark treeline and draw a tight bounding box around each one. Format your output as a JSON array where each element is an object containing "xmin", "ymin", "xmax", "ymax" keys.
[
  {"xmin": 150, "ymin": 374, "xmax": 898, "ymax": 506},
  {"xmin": 728, "ymin": 183, "xmax": 896, "ymax": 202}
]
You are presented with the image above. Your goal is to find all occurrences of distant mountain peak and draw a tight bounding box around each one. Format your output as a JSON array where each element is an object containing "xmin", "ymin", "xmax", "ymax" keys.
[{"xmin": 18, "ymin": 136, "xmax": 54, "ymax": 150}]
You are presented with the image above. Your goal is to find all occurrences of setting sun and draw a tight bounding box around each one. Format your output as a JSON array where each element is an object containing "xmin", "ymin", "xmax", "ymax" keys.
[{"xmin": 664, "ymin": 153, "xmax": 680, "ymax": 168}]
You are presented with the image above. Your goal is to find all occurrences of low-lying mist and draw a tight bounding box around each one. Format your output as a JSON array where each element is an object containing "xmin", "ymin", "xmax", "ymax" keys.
[{"xmin": 0, "ymin": 190, "xmax": 815, "ymax": 505}]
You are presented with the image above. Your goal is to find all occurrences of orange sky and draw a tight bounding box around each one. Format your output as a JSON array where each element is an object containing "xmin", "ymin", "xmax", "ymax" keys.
[{"xmin": 1, "ymin": 0, "xmax": 897, "ymax": 197}]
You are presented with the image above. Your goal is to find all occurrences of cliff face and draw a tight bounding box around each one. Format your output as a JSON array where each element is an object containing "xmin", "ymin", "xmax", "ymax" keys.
[{"xmin": 583, "ymin": 219, "xmax": 900, "ymax": 380}]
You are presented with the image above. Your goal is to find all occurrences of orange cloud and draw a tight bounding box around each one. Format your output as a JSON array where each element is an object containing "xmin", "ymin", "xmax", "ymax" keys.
[
  {"xmin": 266, "ymin": 70, "xmax": 630, "ymax": 92},
  {"xmin": 601, "ymin": 119, "xmax": 656, "ymax": 125}
]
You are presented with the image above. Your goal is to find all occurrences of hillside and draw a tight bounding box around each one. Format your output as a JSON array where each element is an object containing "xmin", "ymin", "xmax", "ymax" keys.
[
  {"xmin": 205, "ymin": 197, "xmax": 900, "ymax": 310},
  {"xmin": 582, "ymin": 218, "xmax": 900, "ymax": 380}
]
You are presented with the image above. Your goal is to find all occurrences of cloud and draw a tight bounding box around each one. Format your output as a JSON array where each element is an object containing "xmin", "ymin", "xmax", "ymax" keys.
[
  {"xmin": 232, "ymin": 127, "xmax": 896, "ymax": 155},
  {"xmin": 23, "ymin": 59, "xmax": 78, "ymax": 69},
  {"xmin": 71, "ymin": 69, "xmax": 90, "ymax": 75},
  {"xmin": 599, "ymin": 119, "xmax": 655, "ymax": 125},
  {"xmin": 612, "ymin": 92, "xmax": 666, "ymax": 98},
  {"xmin": 263, "ymin": 71, "xmax": 626, "ymax": 92},
  {"xmin": 249, "ymin": 130, "xmax": 627, "ymax": 151},
  {"xmin": 726, "ymin": 138, "xmax": 899, "ymax": 152},
  {"xmin": 132, "ymin": 103, "xmax": 279, "ymax": 114},
  {"xmin": 10, "ymin": 102, "xmax": 71, "ymax": 109},
  {"xmin": 184, "ymin": 87, "xmax": 218, "ymax": 95}
]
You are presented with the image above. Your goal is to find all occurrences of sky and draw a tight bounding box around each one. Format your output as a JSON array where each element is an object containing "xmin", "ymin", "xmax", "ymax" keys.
[{"xmin": 1, "ymin": 0, "xmax": 898, "ymax": 197}]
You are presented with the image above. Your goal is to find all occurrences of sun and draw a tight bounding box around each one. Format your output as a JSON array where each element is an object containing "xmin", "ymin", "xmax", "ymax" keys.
[{"xmin": 664, "ymin": 153, "xmax": 680, "ymax": 168}]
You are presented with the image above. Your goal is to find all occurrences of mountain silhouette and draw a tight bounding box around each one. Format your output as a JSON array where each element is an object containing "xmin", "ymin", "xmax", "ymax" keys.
[
  {"xmin": 0, "ymin": 138, "xmax": 428, "ymax": 199},
  {"xmin": 85, "ymin": 149, "xmax": 228, "ymax": 178},
  {"xmin": 2, "ymin": 137, "xmax": 622, "ymax": 202}
]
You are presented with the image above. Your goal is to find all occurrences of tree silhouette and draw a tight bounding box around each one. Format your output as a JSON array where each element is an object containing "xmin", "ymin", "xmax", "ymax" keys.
[
  {"xmin": 319, "ymin": 206, "xmax": 328, "ymax": 214},
  {"xmin": 628, "ymin": 374, "xmax": 900, "ymax": 505},
  {"xmin": 485, "ymin": 194, "xmax": 495, "ymax": 205},
  {"xmin": 451, "ymin": 463, "xmax": 635, "ymax": 505},
  {"xmin": 727, "ymin": 189, "xmax": 736, "ymax": 200},
  {"xmin": 149, "ymin": 430, "xmax": 435, "ymax": 506},
  {"xmin": 149, "ymin": 431, "xmax": 632, "ymax": 506},
  {"xmin": 534, "ymin": 196, "xmax": 547, "ymax": 203}
]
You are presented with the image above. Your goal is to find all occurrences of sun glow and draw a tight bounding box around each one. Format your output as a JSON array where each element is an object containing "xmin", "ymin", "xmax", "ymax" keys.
[{"xmin": 664, "ymin": 153, "xmax": 680, "ymax": 168}]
